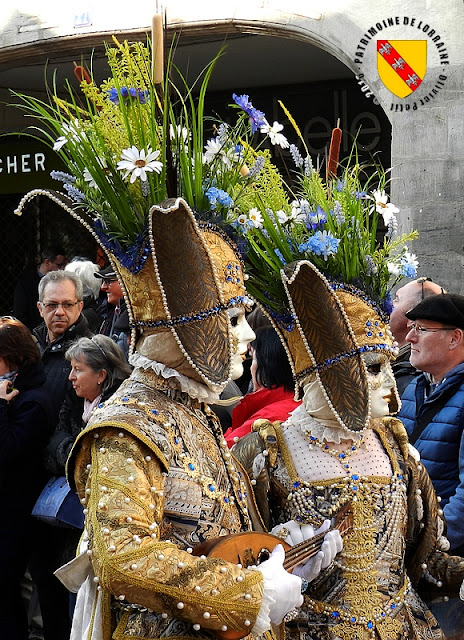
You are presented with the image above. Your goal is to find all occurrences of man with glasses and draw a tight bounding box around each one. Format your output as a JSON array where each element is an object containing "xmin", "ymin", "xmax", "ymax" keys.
[
  {"xmin": 13, "ymin": 244, "xmax": 67, "ymax": 331},
  {"xmin": 390, "ymin": 277, "xmax": 444, "ymax": 395},
  {"xmin": 399, "ymin": 293, "xmax": 464, "ymax": 633},
  {"xmin": 399, "ymin": 294, "xmax": 464, "ymax": 551},
  {"xmin": 94, "ymin": 266, "xmax": 130, "ymax": 360},
  {"xmin": 29, "ymin": 270, "xmax": 93, "ymax": 640}
]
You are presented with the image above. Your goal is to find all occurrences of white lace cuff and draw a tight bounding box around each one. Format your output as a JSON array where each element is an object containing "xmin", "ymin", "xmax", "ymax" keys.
[{"xmin": 251, "ymin": 568, "xmax": 276, "ymax": 636}]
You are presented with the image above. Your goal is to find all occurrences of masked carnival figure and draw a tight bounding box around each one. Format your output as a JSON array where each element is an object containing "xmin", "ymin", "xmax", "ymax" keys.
[
  {"xmin": 226, "ymin": 144, "xmax": 464, "ymax": 639},
  {"xmin": 11, "ymin": 40, "xmax": 315, "ymax": 640}
]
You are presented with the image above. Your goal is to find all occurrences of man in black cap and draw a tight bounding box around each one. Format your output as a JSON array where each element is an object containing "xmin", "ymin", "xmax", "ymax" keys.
[
  {"xmin": 390, "ymin": 277, "xmax": 445, "ymax": 395},
  {"xmin": 94, "ymin": 266, "xmax": 130, "ymax": 359},
  {"xmin": 399, "ymin": 293, "xmax": 464, "ymax": 558}
]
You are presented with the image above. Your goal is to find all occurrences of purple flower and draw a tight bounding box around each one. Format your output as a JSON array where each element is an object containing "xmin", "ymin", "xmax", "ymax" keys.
[
  {"xmin": 232, "ymin": 93, "xmax": 267, "ymax": 133},
  {"xmin": 107, "ymin": 87, "xmax": 149, "ymax": 105}
]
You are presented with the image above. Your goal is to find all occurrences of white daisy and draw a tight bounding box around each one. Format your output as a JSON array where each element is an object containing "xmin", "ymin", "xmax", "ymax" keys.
[
  {"xmin": 370, "ymin": 189, "xmax": 400, "ymax": 226},
  {"xmin": 248, "ymin": 208, "xmax": 263, "ymax": 228},
  {"xmin": 387, "ymin": 262, "xmax": 400, "ymax": 276},
  {"xmin": 53, "ymin": 119, "xmax": 83, "ymax": 151},
  {"xmin": 83, "ymin": 157, "xmax": 108, "ymax": 189},
  {"xmin": 260, "ymin": 120, "xmax": 289, "ymax": 149},
  {"xmin": 203, "ymin": 137, "xmax": 237, "ymax": 168},
  {"xmin": 117, "ymin": 146, "xmax": 163, "ymax": 183}
]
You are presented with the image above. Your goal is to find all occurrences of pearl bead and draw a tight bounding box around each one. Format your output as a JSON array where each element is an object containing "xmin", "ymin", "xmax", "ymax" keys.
[
  {"xmin": 203, "ymin": 612, "xmax": 211, "ymax": 619},
  {"xmin": 118, "ymin": 595, "xmax": 125, "ymax": 601},
  {"xmin": 131, "ymin": 564, "xmax": 137, "ymax": 570},
  {"xmin": 177, "ymin": 602, "xmax": 184, "ymax": 609},
  {"xmin": 193, "ymin": 624, "xmax": 200, "ymax": 630}
]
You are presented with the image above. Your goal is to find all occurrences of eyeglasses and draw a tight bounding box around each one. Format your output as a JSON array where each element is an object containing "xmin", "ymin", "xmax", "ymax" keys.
[
  {"xmin": 41, "ymin": 302, "xmax": 80, "ymax": 311},
  {"xmin": 101, "ymin": 279, "xmax": 117, "ymax": 286},
  {"xmin": 416, "ymin": 276, "xmax": 432, "ymax": 301},
  {"xmin": 408, "ymin": 322, "xmax": 456, "ymax": 335}
]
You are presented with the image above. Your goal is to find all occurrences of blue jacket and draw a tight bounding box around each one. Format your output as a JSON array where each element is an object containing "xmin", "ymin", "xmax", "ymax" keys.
[{"xmin": 399, "ymin": 362, "xmax": 464, "ymax": 554}]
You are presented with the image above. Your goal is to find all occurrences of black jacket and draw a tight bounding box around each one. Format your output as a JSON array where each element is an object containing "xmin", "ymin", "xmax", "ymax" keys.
[
  {"xmin": 44, "ymin": 382, "xmax": 122, "ymax": 476},
  {"xmin": 33, "ymin": 314, "xmax": 93, "ymax": 425},
  {"xmin": 0, "ymin": 360, "xmax": 55, "ymax": 515}
]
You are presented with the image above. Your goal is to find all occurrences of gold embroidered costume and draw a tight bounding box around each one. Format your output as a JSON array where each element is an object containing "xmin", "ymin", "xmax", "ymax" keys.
[
  {"xmin": 231, "ymin": 260, "xmax": 464, "ymax": 640},
  {"xmin": 68, "ymin": 369, "xmax": 264, "ymax": 639},
  {"xmin": 233, "ymin": 417, "xmax": 464, "ymax": 640}
]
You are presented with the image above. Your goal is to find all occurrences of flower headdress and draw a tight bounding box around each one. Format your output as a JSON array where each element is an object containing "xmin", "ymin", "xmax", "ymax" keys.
[{"xmin": 11, "ymin": 37, "xmax": 417, "ymax": 416}]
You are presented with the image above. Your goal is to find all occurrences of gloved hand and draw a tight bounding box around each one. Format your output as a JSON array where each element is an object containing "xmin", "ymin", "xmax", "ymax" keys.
[
  {"xmin": 257, "ymin": 544, "xmax": 303, "ymax": 625},
  {"xmin": 271, "ymin": 519, "xmax": 343, "ymax": 583}
]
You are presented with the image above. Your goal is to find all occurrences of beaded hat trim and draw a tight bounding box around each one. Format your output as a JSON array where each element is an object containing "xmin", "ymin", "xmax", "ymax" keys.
[{"xmin": 14, "ymin": 191, "xmax": 248, "ymax": 391}]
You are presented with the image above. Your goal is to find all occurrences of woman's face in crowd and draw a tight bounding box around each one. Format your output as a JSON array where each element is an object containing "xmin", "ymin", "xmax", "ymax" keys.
[
  {"xmin": 228, "ymin": 308, "xmax": 256, "ymax": 381},
  {"xmin": 68, "ymin": 357, "xmax": 107, "ymax": 402}
]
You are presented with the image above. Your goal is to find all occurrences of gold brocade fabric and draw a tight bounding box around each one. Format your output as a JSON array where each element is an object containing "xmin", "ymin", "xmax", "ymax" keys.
[
  {"xmin": 232, "ymin": 418, "xmax": 464, "ymax": 640},
  {"xmin": 68, "ymin": 368, "xmax": 263, "ymax": 640}
]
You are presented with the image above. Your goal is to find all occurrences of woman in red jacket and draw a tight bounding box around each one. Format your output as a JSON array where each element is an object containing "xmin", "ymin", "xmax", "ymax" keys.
[{"xmin": 225, "ymin": 325, "xmax": 300, "ymax": 447}]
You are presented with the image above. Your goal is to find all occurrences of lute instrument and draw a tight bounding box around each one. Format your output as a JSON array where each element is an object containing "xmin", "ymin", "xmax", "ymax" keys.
[{"xmin": 193, "ymin": 503, "xmax": 352, "ymax": 640}]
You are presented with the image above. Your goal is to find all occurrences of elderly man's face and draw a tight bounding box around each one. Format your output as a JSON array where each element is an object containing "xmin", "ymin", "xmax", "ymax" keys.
[
  {"xmin": 405, "ymin": 319, "xmax": 457, "ymax": 380},
  {"xmin": 38, "ymin": 279, "xmax": 83, "ymax": 341}
]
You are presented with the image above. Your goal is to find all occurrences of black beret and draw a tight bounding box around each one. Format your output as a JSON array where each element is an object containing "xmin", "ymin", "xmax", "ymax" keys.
[
  {"xmin": 405, "ymin": 293, "xmax": 464, "ymax": 330},
  {"xmin": 94, "ymin": 266, "xmax": 117, "ymax": 281}
]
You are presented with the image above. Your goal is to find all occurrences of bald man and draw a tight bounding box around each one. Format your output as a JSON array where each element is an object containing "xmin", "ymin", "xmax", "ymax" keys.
[{"xmin": 390, "ymin": 277, "xmax": 444, "ymax": 395}]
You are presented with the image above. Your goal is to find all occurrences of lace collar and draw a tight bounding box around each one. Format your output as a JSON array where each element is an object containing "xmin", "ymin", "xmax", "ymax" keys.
[
  {"xmin": 129, "ymin": 352, "xmax": 221, "ymax": 404},
  {"xmin": 284, "ymin": 403, "xmax": 365, "ymax": 444}
]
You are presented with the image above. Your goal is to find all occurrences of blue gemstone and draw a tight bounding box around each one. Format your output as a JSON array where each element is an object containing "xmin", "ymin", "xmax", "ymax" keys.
[
  {"xmin": 98, "ymin": 403, "xmax": 104, "ymax": 408},
  {"xmin": 310, "ymin": 436, "xmax": 317, "ymax": 441},
  {"xmin": 351, "ymin": 616, "xmax": 356, "ymax": 623},
  {"xmin": 224, "ymin": 497, "xmax": 229, "ymax": 502},
  {"xmin": 398, "ymin": 474, "xmax": 403, "ymax": 479},
  {"xmin": 174, "ymin": 437, "xmax": 179, "ymax": 444},
  {"xmin": 352, "ymin": 485, "xmax": 358, "ymax": 491},
  {"xmin": 367, "ymin": 621, "xmax": 373, "ymax": 629},
  {"xmin": 152, "ymin": 409, "xmax": 158, "ymax": 415},
  {"xmin": 351, "ymin": 474, "xmax": 359, "ymax": 480},
  {"xmin": 367, "ymin": 331, "xmax": 372, "ymax": 337},
  {"xmin": 390, "ymin": 603, "xmax": 396, "ymax": 609},
  {"xmin": 332, "ymin": 611, "xmax": 340, "ymax": 618},
  {"xmin": 188, "ymin": 463, "xmax": 195, "ymax": 470},
  {"xmin": 339, "ymin": 453, "xmax": 346, "ymax": 459},
  {"xmin": 366, "ymin": 321, "xmax": 371, "ymax": 326},
  {"xmin": 293, "ymin": 481, "xmax": 301, "ymax": 488},
  {"xmin": 381, "ymin": 612, "xmax": 386, "ymax": 618},
  {"xmin": 122, "ymin": 397, "xmax": 129, "ymax": 402}
]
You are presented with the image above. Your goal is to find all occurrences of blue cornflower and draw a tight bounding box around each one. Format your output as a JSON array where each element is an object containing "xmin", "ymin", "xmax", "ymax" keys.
[
  {"xmin": 299, "ymin": 231, "xmax": 340, "ymax": 260},
  {"xmin": 205, "ymin": 187, "xmax": 234, "ymax": 211},
  {"xmin": 400, "ymin": 262, "xmax": 417, "ymax": 278},
  {"xmin": 274, "ymin": 249, "xmax": 287, "ymax": 265},
  {"xmin": 353, "ymin": 190, "xmax": 367, "ymax": 200},
  {"xmin": 107, "ymin": 87, "xmax": 120, "ymax": 104},
  {"xmin": 306, "ymin": 205, "xmax": 327, "ymax": 231},
  {"xmin": 107, "ymin": 86, "xmax": 149, "ymax": 105},
  {"xmin": 232, "ymin": 93, "xmax": 267, "ymax": 133}
]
